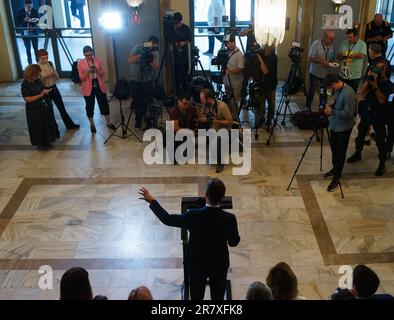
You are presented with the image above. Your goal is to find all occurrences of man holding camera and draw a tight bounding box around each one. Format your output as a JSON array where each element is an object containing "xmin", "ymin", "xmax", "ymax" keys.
[
  {"xmin": 365, "ymin": 13, "xmax": 393, "ymax": 60},
  {"xmin": 139, "ymin": 178, "xmax": 240, "ymax": 301},
  {"xmin": 337, "ymin": 28, "xmax": 367, "ymax": 94},
  {"xmin": 198, "ymin": 89, "xmax": 233, "ymax": 173},
  {"xmin": 253, "ymin": 44, "xmax": 278, "ymax": 129},
  {"xmin": 323, "ymin": 74, "xmax": 357, "ymax": 192},
  {"xmin": 347, "ymin": 59, "xmax": 393, "ymax": 177},
  {"xmin": 128, "ymin": 36, "xmax": 160, "ymax": 129},
  {"xmin": 306, "ymin": 31, "xmax": 336, "ymax": 112},
  {"xmin": 223, "ymin": 34, "xmax": 245, "ymax": 120}
]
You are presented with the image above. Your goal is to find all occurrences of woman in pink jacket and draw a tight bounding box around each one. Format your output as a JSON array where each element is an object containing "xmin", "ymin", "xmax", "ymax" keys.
[{"xmin": 78, "ymin": 46, "xmax": 116, "ymax": 133}]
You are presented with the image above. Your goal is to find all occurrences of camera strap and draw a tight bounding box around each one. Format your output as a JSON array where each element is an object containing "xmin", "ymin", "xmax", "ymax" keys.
[
  {"xmin": 333, "ymin": 83, "xmax": 345, "ymax": 110},
  {"xmin": 321, "ymin": 40, "xmax": 329, "ymax": 61}
]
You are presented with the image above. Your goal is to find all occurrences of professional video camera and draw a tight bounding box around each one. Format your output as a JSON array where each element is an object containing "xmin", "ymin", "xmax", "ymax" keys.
[
  {"xmin": 163, "ymin": 12, "xmax": 178, "ymax": 42},
  {"xmin": 367, "ymin": 65, "xmax": 384, "ymax": 81},
  {"xmin": 140, "ymin": 41, "xmax": 158, "ymax": 65},
  {"xmin": 288, "ymin": 42, "xmax": 304, "ymax": 64},
  {"xmin": 211, "ymin": 47, "xmax": 229, "ymax": 67},
  {"xmin": 245, "ymin": 43, "xmax": 265, "ymax": 65},
  {"xmin": 191, "ymin": 46, "xmax": 200, "ymax": 59}
]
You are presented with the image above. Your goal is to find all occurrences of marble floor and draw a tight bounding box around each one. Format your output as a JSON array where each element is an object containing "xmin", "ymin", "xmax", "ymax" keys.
[{"xmin": 0, "ymin": 80, "xmax": 394, "ymax": 300}]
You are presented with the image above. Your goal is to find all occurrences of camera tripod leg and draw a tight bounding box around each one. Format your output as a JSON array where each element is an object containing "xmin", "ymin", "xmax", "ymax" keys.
[
  {"xmin": 267, "ymin": 95, "xmax": 286, "ymax": 145},
  {"xmin": 320, "ymin": 128, "xmax": 324, "ymax": 172},
  {"xmin": 338, "ymin": 178, "xmax": 345, "ymax": 199},
  {"xmin": 287, "ymin": 129, "xmax": 318, "ymax": 191}
]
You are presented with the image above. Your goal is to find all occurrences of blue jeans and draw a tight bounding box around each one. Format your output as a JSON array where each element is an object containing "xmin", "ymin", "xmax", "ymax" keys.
[
  {"xmin": 306, "ymin": 73, "xmax": 325, "ymax": 112},
  {"xmin": 70, "ymin": 1, "xmax": 85, "ymax": 28}
]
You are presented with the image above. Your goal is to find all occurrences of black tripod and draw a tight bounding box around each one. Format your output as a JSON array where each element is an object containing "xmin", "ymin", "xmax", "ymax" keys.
[
  {"xmin": 104, "ymin": 99, "xmax": 142, "ymax": 144},
  {"xmin": 287, "ymin": 118, "xmax": 344, "ymax": 199},
  {"xmin": 266, "ymin": 62, "xmax": 306, "ymax": 146}
]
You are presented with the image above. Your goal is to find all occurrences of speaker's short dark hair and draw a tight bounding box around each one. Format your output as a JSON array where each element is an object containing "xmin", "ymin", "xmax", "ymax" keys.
[
  {"xmin": 369, "ymin": 43, "xmax": 382, "ymax": 54},
  {"xmin": 205, "ymin": 179, "xmax": 226, "ymax": 205},
  {"xmin": 201, "ymin": 88, "xmax": 215, "ymax": 100},
  {"xmin": 25, "ymin": 0, "xmax": 32, "ymax": 4},
  {"xmin": 323, "ymin": 73, "xmax": 340, "ymax": 87},
  {"xmin": 177, "ymin": 93, "xmax": 190, "ymax": 101},
  {"xmin": 353, "ymin": 265, "xmax": 380, "ymax": 298},
  {"xmin": 346, "ymin": 28, "xmax": 358, "ymax": 37},
  {"xmin": 174, "ymin": 12, "xmax": 183, "ymax": 24},
  {"xmin": 60, "ymin": 268, "xmax": 93, "ymax": 301}
]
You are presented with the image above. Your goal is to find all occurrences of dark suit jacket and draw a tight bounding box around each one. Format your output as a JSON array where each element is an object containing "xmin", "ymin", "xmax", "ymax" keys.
[
  {"xmin": 150, "ymin": 200, "xmax": 240, "ymax": 272},
  {"xmin": 16, "ymin": 8, "xmax": 39, "ymax": 35}
]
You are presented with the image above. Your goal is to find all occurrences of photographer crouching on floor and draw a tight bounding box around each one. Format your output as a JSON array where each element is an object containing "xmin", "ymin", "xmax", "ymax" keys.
[
  {"xmin": 198, "ymin": 89, "xmax": 233, "ymax": 173},
  {"xmin": 322, "ymin": 74, "xmax": 357, "ymax": 193},
  {"xmin": 248, "ymin": 43, "xmax": 278, "ymax": 130},
  {"xmin": 128, "ymin": 36, "xmax": 160, "ymax": 129},
  {"xmin": 347, "ymin": 56, "xmax": 393, "ymax": 177}
]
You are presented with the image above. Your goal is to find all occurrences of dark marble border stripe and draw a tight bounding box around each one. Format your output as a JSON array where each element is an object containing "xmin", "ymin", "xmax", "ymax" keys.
[
  {"xmin": 0, "ymin": 176, "xmax": 210, "ymax": 270},
  {"xmin": 297, "ymin": 171, "xmax": 394, "ymax": 265},
  {"xmin": 0, "ymin": 258, "xmax": 184, "ymax": 270},
  {"xmin": 0, "ymin": 145, "xmax": 92, "ymax": 151}
]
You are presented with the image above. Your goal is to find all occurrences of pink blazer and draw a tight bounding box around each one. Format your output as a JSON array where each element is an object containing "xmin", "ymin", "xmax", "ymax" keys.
[{"xmin": 78, "ymin": 57, "xmax": 107, "ymax": 96}]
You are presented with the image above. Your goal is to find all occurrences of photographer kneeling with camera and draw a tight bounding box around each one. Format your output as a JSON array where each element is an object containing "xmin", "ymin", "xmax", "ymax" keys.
[
  {"xmin": 252, "ymin": 44, "xmax": 278, "ymax": 129},
  {"xmin": 198, "ymin": 89, "xmax": 233, "ymax": 173},
  {"xmin": 128, "ymin": 36, "xmax": 160, "ymax": 129},
  {"xmin": 323, "ymin": 74, "xmax": 357, "ymax": 192},
  {"xmin": 347, "ymin": 60, "xmax": 393, "ymax": 177}
]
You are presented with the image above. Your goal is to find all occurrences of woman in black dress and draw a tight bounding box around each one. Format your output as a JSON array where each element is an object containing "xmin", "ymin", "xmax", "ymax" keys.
[{"xmin": 21, "ymin": 64, "xmax": 60, "ymax": 149}]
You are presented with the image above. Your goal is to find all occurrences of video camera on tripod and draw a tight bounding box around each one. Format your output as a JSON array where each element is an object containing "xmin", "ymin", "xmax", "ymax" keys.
[
  {"xmin": 211, "ymin": 45, "xmax": 229, "ymax": 67},
  {"xmin": 245, "ymin": 43, "xmax": 265, "ymax": 65},
  {"xmin": 141, "ymin": 41, "xmax": 158, "ymax": 65},
  {"xmin": 288, "ymin": 42, "xmax": 304, "ymax": 64}
]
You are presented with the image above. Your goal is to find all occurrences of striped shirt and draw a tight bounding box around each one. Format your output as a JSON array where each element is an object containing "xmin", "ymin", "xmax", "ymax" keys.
[{"xmin": 309, "ymin": 39, "xmax": 335, "ymax": 79}]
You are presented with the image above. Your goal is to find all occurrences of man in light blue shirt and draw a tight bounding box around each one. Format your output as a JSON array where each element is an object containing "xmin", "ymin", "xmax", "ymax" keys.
[{"xmin": 337, "ymin": 28, "xmax": 367, "ymax": 93}]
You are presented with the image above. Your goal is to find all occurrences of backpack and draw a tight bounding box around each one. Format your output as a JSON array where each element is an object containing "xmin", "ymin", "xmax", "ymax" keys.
[
  {"xmin": 113, "ymin": 78, "xmax": 130, "ymax": 100},
  {"xmin": 71, "ymin": 59, "xmax": 81, "ymax": 84}
]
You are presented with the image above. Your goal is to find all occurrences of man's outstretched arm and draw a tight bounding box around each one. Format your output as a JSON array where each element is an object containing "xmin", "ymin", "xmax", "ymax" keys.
[{"xmin": 139, "ymin": 187, "xmax": 186, "ymax": 228}]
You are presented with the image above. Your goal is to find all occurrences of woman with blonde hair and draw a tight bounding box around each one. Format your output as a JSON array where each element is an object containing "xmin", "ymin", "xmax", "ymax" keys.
[{"xmin": 21, "ymin": 64, "xmax": 59, "ymax": 149}]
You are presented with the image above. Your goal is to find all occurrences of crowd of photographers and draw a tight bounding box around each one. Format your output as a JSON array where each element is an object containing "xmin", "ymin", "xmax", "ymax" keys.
[{"xmin": 308, "ymin": 13, "xmax": 394, "ymax": 192}]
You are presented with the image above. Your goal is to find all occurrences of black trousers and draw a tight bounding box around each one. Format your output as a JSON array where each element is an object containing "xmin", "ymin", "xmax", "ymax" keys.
[
  {"xmin": 189, "ymin": 268, "xmax": 228, "ymax": 300},
  {"xmin": 306, "ymin": 74, "xmax": 325, "ymax": 112},
  {"xmin": 329, "ymin": 129, "xmax": 353, "ymax": 180},
  {"xmin": 130, "ymin": 80, "xmax": 154, "ymax": 123},
  {"xmin": 356, "ymin": 117, "xmax": 387, "ymax": 162},
  {"xmin": 48, "ymin": 85, "xmax": 76, "ymax": 129},
  {"xmin": 387, "ymin": 111, "xmax": 394, "ymax": 154},
  {"xmin": 83, "ymin": 86, "xmax": 110, "ymax": 119},
  {"xmin": 23, "ymin": 36, "xmax": 39, "ymax": 65},
  {"xmin": 174, "ymin": 53, "xmax": 190, "ymax": 95}
]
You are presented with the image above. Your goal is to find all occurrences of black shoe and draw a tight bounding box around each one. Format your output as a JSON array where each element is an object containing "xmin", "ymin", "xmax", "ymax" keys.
[
  {"xmin": 216, "ymin": 164, "xmax": 225, "ymax": 174},
  {"xmin": 375, "ymin": 163, "xmax": 386, "ymax": 177},
  {"xmin": 107, "ymin": 123, "xmax": 117, "ymax": 130},
  {"xmin": 364, "ymin": 139, "xmax": 371, "ymax": 146},
  {"xmin": 324, "ymin": 169, "xmax": 335, "ymax": 179},
  {"xmin": 347, "ymin": 152, "xmax": 362, "ymax": 164},
  {"xmin": 90, "ymin": 126, "xmax": 97, "ymax": 134},
  {"xmin": 327, "ymin": 179, "xmax": 340, "ymax": 193},
  {"xmin": 67, "ymin": 124, "xmax": 80, "ymax": 130}
]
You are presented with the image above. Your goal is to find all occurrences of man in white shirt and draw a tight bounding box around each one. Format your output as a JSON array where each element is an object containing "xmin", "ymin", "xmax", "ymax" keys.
[{"xmin": 204, "ymin": 0, "xmax": 226, "ymax": 55}]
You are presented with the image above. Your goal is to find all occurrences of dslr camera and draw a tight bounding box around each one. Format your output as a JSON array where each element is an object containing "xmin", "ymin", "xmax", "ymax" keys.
[
  {"xmin": 288, "ymin": 42, "xmax": 304, "ymax": 64},
  {"xmin": 367, "ymin": 65, "xmax": 384, "ymax": 82}
]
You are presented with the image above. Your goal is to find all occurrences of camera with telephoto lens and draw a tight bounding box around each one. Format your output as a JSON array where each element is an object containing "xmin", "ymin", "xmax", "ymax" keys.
[
  {"xmin": 367, "ymin": 65, "xmax": 384, "ymax": 82},
  {"xmin": 288, "ymin": 42, "xmax": 304, "ymax": 64},
  {"xmin": 245, "ymin": 43, "xmax": 265, "ymax": 66}
]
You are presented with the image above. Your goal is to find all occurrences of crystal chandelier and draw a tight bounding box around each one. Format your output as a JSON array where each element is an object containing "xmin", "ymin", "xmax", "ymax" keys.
[{"xmin": 254, "ymin": 0, "xmax": 287, "ymax": 47}]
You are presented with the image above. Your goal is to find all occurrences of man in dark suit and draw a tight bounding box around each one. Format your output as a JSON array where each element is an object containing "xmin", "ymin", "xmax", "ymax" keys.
[
  {"xmin": 139, "ymin": 179, "xmax": 240, "ymax": 300},
  {"xmin": 16, "ymin": 0, "xmax": 39, "ymax": 65}
]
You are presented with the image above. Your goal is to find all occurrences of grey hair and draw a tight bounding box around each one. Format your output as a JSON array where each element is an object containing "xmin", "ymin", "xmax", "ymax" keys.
[{"xmin": 246, "ymin": 282, "xmax": 273, "ymax": 300}]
